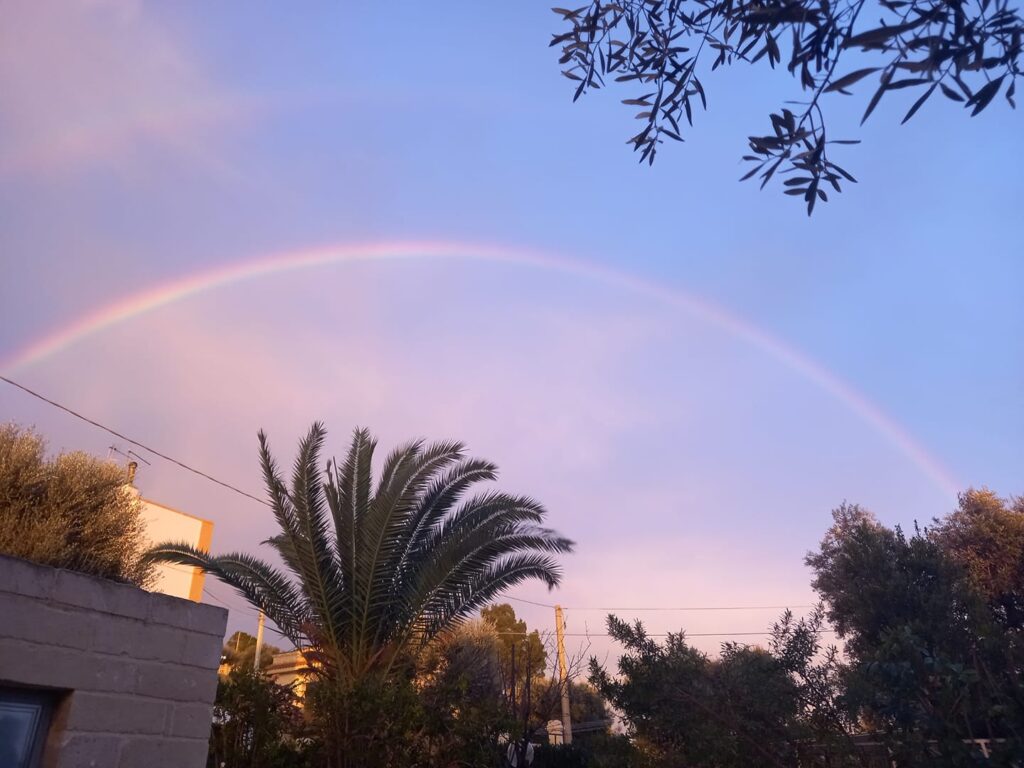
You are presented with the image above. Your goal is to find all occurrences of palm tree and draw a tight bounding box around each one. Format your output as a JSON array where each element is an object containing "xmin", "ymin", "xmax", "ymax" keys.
[{"xmin": 146, "ymin": 423, "xmax": 573, "ymax": 684}]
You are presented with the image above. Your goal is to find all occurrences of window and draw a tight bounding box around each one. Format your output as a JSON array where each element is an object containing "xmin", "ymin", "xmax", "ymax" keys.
[{"xmin": 0, "ymin": 687, "xmax": 55, "ymax": 768}]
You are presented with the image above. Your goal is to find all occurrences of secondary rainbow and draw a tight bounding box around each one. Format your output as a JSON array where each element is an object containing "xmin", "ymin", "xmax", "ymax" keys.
[{"xmin": 0, "ymin": 239, "xmax": 960, "ymax": 499}]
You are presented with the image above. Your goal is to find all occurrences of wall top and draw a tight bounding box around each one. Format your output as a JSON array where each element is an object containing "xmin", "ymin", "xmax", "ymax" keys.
[{"xmin": 0, "ymin": 553, "xmax": 227, "ymax": 637}]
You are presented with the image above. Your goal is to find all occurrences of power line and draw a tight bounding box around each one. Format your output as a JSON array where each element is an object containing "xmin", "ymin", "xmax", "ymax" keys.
[
  {"xmin": 495, "ymin": 629, "xmax": 836, "ymax": 638},
  {"xmin": 505, "ymin": 596, "xmax": 815, "ymax": 612},
  {"xmin": 202, "ymin": 584, "xmax": 292, "ymax": 639},
  {"xmin": 3, "ymin": 375, "xmax": 823, "ymax": 624},
  {"xmin": 0, "ymin": 375, "xmax": 269, "ymax": 507}
]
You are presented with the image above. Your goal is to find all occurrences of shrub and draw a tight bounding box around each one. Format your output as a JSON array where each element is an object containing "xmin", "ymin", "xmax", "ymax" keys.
[
  {"xmin": 210, "ymin": 667, "xmax": 312, "ymax": 768},
  {"xmin": 0, "ymin": 423, "xmax": 154, "ymax": 586}
]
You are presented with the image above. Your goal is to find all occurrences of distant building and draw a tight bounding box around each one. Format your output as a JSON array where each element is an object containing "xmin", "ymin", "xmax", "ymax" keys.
[
  {"xmin": 139, "ymin": 497, "xmax": 213, "ymax": 601},
  {"xmin": 124, "ymin": 462, "xmax": 214, "ymax": 602},
  {"xmin": 265, "ymin": 649, "xmax": 315, "ymax": 699}
]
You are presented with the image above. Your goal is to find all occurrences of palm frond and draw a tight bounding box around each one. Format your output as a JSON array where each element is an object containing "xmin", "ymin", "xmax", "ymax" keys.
[
  {"xmin": 258, "ymin": 430, "xmax": 316, "ymax": 587},
  {"xmin": 156, "ymin": 424, "xmax": 572, "ymax": 684},
  {"xmin": 374, "ymin": 438, "xmax": 425, "ymax": 500},
  {"xmin": 394, "ymin": 458, "xmax": 496, "ymax": 571},
  {"xmin": 334, "ymin": 428, "xmax": 376, "ymax": 657},
  {"xmin": 144, "ymin": 542, "xmax": 310, "ymax": 645},
  {"xmin": 423, "ymin": 552, "xmax": 567, "ymax": 636},
  {"xmin": 287, "ymin": 424, "xmax": 347, "ymax": 645},
  {"xmin": 414, "ymin": 491, "xmax": 548, "ymax": 557},
  {"xmin": 362, "ymin": 440, "xmax": 466, "ymax": 646}
]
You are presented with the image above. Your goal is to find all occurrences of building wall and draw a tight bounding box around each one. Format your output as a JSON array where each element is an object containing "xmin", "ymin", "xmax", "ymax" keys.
[
  {"xmin": 139, "ymin": 498, "xmax": 213, "ymax": 602},
  {"xmin": 0, "ymin": 554, "xmax": 227, "ymax": 768},
  {"xmin": 265, "ymin": 649, "xmax": 313, "ymax": 700}
]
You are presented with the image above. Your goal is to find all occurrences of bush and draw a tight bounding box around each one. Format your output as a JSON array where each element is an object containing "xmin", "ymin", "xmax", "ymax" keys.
[
  {"xmin": 533, "ymin": 743, "xmax": 589, "ymax": 768},
  {"xmin": 534, "ymin": 736, "xmax": 645, "ymax": 768},
  {"xmin": 305, "ymin": 673, "xmax": 424, "ymax": 768},
  {"xmin": 209, "ymin": 667, "xmax": 313, "ymax": 768},
  {"xmin": 0, "ymin": 423, "xmax": 154, "ymax": 586}
]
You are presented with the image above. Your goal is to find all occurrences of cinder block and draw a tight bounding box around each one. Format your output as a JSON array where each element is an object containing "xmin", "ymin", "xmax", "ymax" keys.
[
  {"xmin": 118, "ymin": 736, "xmax": 209, "ymax": 768},
  {"xmin": 0, "ymin": 555, "xmax": 56, "ymax": 600},
  {"xmin": 151, "ymin": 598, "xmax": 226, "ymax": 638},
  {"xmin": 168, "ymin": 702, "xmax": 214, "ymax": 739},
  {"xmin": 135, "ymin": 661, "xmax": 218, "ymax": 703},
  {"xmin": 46, "ymin": 732, "xmax": 123, "ymax": 768},
  {"xmin": 92, "ymin": 618, "xmax": 187, "ymax": 663},
  {"xmin": 186, "ymin": 601, "xmax": 228, "ymax": 637},
  {"xmin": 148, "ymin": 593, "xmax": 227, "ymax": 637},
  {"xmin": 181, "ymin": 631, "xmax": 222, "ymax": 669},
  {"xmin": 0, "ymin": 594, "xmax": 98, "ymax": 651},
  {"xmin": 146, "ymin": 593, "xmax": 195, "ymax": 630},
  {"xmin": 50, "ymin": 568, "xmax": 150, "ymax": 621},
  {"xmin": 64, "ymin": 691, "xmax": 169, "ymax": 735},
  {"xmin": 1, "ymin": 558, "xmax": 224, "ymax": 768},
  {"xmin": 0, "ymin": 642, "xmax": 137, "ymax": 693}
]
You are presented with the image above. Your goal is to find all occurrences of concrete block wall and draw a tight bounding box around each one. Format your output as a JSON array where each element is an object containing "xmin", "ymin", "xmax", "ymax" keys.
[{"xmin": 0, "ymin": 554, "xmax": 228, "ymax": 768}]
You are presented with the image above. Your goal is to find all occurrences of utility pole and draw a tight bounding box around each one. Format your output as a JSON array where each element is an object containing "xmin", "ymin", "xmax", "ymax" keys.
[
  {"xmin": 554, "ymin": 605, "xmax": 572, "ymax": 745},
  {"xmin": 510, "ymin": 642, "xmax": 517, "ymax": 715},
  {"xmin": 253, "ymin": 610, "xmax": 265, "ymax": 672}
]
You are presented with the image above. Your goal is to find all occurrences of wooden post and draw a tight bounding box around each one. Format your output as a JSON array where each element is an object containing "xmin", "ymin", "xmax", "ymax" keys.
[
  {"xmin": 254, "ymin": 610, "xmax": 265, "ymax": 671},
  {"xmin": 555, "ymin": 605, "xmax": 572, "ymax": 745}
]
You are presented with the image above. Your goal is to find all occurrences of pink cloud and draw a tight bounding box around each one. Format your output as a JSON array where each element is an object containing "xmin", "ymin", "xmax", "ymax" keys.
[
  {"xmin": 0, "ymin": 0, "xmax": 245, "ymax": 176},
  {"xmin": 6, "ymin": 262, "xmax": 938, "ymax": 658}
]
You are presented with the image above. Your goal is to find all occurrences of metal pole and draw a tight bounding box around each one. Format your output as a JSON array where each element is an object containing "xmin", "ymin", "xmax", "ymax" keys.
[{"xmin": 554, "ymin": 605, "xmax": 572, "ymax": 745}]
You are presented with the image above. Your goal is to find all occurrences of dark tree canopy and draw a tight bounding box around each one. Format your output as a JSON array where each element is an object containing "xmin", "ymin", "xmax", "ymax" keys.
[
  {"xmin": 806, "ymin": 492, "xmax": 1024, "ymax": 765},
  {"xmin": 552, "ymin": 0, "xmax": 1023, "ymax": 213},
  {"xmin": 588, "ymin": 611, "xmax": 846, "ymax": 767},
  {"xmin": 222, "ymin": 630, "xmax": 281, "ymax": 671},
  {"xmin": 481, "ymin": 602, "xmax": 549, "ymax": 684}
]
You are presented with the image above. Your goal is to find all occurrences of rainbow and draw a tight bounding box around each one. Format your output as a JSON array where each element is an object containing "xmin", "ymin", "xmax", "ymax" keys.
[{"xmin": 0, "ymin": 240, "xmax": 960, "ymax": 499}]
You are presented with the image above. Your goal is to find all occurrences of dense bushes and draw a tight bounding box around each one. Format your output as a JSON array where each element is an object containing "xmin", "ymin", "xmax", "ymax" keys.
[
  {"xmin": 210, "ymin": 668, "xmax": 316, "ymax": 768},
  {"xmin": 534, "ymin": 736, "xmax": 641, "ymax": 768},
  {"xmin": 590, "ymin": 490, "xmax": 1024, "ymax": 767},
  {"xmin": 0, "ymin": 423, "xmax": 154, "ymax": 586}
]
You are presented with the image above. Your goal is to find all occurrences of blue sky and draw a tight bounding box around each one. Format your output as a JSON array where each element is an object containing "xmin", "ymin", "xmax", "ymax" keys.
[{"xmin": 1, "ymin": 0, "xmax": 1021, "ymax": 658}]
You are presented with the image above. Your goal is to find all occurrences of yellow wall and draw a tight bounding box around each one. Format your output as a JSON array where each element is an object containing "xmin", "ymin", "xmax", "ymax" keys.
[{"xmin": 139, "ymin": 498, "xmax": 213, "ymax": 602}]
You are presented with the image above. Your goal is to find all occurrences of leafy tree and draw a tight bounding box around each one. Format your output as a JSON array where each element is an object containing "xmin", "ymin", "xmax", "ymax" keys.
[
  {"xmin": 0, "ymin": 423, "xmax": 154, "ymax": 586},
  {"xmin": 932, "ymin": 488, "xmax": 1024, "ymax": 629},
  {"xmin": 482, "ymin": 603, "xmax": 549, "ymax": 697},
  {"xmin": 807, "ymin": 498, "xmax": 1024, "ymax": 765},
  {"xmin": 210, "ymin": 666, "xmax": 311, "ymax": 768},
  {"xmin": 535, "ymin": 733, "xmax": 650, "ymax": 768},
  {"xmin": 532, "ymin": 678, "xmax": 609, "ymax": 725},
  {"xmin": 588, "ymin": 610, "xmax": 849, "ymax": 767},
  {"xmin": 551, "ymin": 0, "xmax": 1023, "ymax": 213},
  {"xmin": 146, "ymin": 423, "xmax": 573, "ymax": 768},
  {"xmin": 222, "ymin": 630, "xmax": 282, "ymax": 671},
  {"xmin": 417, "ymin": 619, "xmax": 515, "ymax": 766}
]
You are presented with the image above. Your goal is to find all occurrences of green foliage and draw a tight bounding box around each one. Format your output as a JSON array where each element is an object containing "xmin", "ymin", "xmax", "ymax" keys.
[
  {"xmin": 551, "ymin": 0, "xmax": 1023, "ymax": 213},
  {"xmin": 482, "ymin": 603, "xmax": 549, "ymax": 694},
  {"xmin": 479, "ymin": 603, "xmax": 611, "ymax": 750},
  {"xmin": 222, "ymin": 631, "xmax": 282, "ymax": 671},
  {"xmin": 0, "ymin": 423, "xmax": 154, "ymax": 587},
  {"xmin": 535, "ymin": 736, "xmax": 645, "ymax": 768},
  {"xmin": 305, "ymin": 674, "xmax": 425, "ymax": 768},
  {"xmin": 146, "ymin": 423, "xmax": 572, "ymax": 767},
  {"xmin": 534, "ymin": 743, "xmax": 590, "ymax": 768},
  {"xmin": 807, "ymin": 493, "xmax": 1024, "ymax": 765},
  {"xmin": 589, "ymin": 610, "xmax": 849, "ymax": 767},
  {"xmin": 209, "ymin": 667, "xmax": 311, "ymax": 768},
  {"xmin": 417, "ymin": 620, "xmax": 515, "ymax": 766},
  {"xmin": 932, "ymin": 488, "xmax": 1024, "ymax": 628}
]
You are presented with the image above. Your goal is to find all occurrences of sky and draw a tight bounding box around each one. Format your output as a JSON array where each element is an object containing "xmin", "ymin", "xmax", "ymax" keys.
[{"xmin": 1, "ymin": 0, "xmax": 1022, "ymax": 664}]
